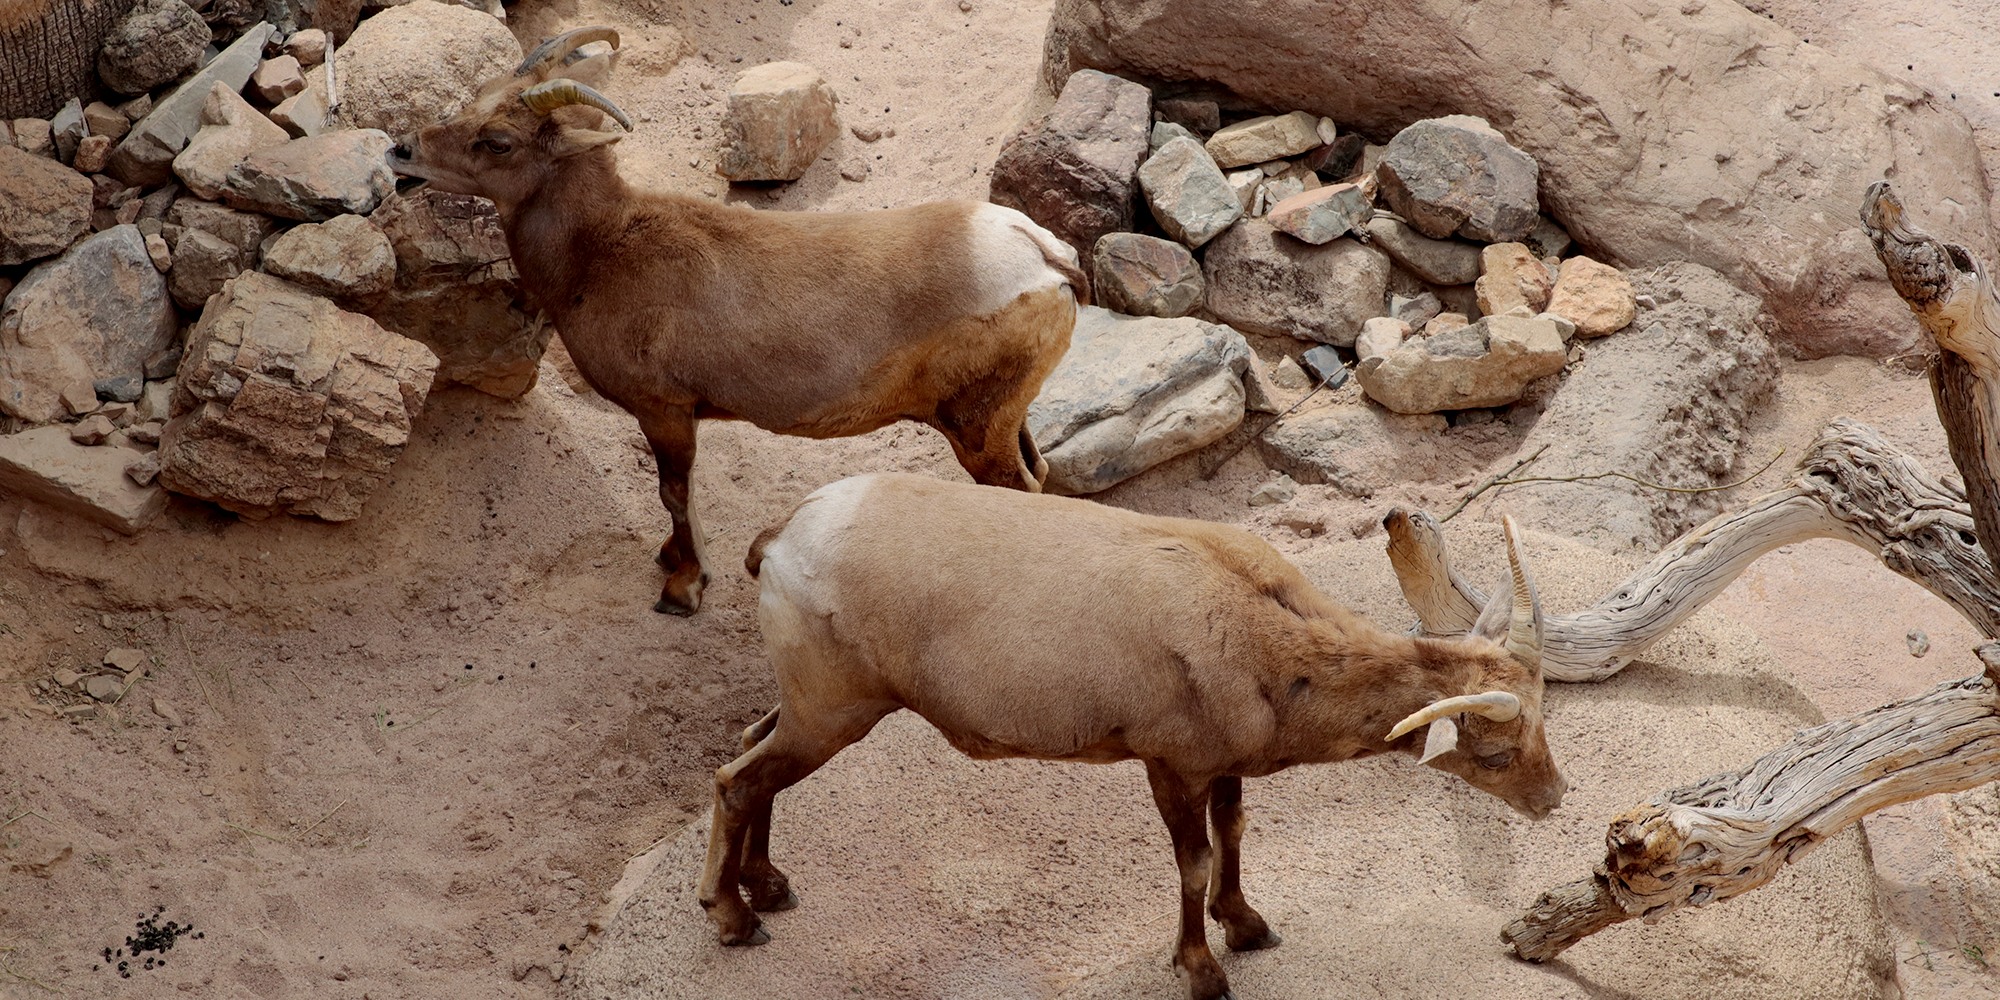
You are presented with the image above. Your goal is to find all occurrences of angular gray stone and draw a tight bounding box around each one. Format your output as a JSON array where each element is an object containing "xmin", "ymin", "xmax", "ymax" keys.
[
  {"xmin": 1205, "ymin": 111, "xmax": 1321, "ymax": 169},
  {"xmin": 1, "ymin": 226, "xmax": 177, "ymax": 424},
  {"xmin": 1091, "ymin": 232, "xmax": 1204, "ymax": 319},
  {"xmin": 364, "ymin": 188, "xmax": 548, "ymax": 398},
  {"xmin": 1376, "ymin": 115, "xmax": 1539, "ymax": 243},
  {"xmin": 1265, "ymin": 182, "xmax": 1369, "ymax": 245},
  {"xmin": 1137, "ymin": 135, "xmax": 1240, "ymax": 249},
  {"xmin": 1363, "ymin": 215, "xmax": 1483, "ymax": 286},
  {"xmin": 0, "ymin": 145, "xmax": 92, "ymax": 266},
  {"xmin": 0, "ymin": 425, "xmax": 167, "ymax": 534},
  {"xmin": 167, "ymin": 227, "xmax": 249, "ymax": 311},
  {"xmin": 222, "ymin": 129, "xmax": 397, "ymax": 221},
  {"xmin": 269, "ymin": 85, "xmax": 326, "ymax": 139},
  {"xmin": 1203, "ymin": 218, "xmax": 1390, "ymax": 346},
  {"xmin": 262, "ymin": 214, "xmax": 396, "ymax": 301},
  {"xmin": 96, "ymin": 0, "xmax": 210, "ymax": 96},
  {"xmin": 106, "ymin": 22, "xmax": 277, "ymax": 187},
  {"xmin": 172, "ymin": 83, "xmax": 291, "ymax": 201},
  {"xmin": 1148, "ymin": 120, "xmax": 1199, "ymax": 155},
  {"xmin": 1303, "ymin": 134, "xmax": 1366, "ymax": 179},
  {"xmin": 1526, "ymin": 214, "xmax": 1572, "ymax": 259},
  {"xmin": 159, "ymin": 271, "xmax": 439, "ymax": 521},
  {"xmin": 1154, "ymin": 97, "xmax": 1219, "ymax": 135},
  {"xmin": 333, "ymin": 3, "xmax": 522, "ymax": 141},
  {"xmin": 1248, "ymin": 473, "xmax": 1295, "ymax": 506},
  {"xmin": 719, "ymin": 62, "xmax": 841, "ymax": 183},
  {"xmin": 988, "ymin": 69, "xmax": 1152, "ymax": 260},
  {"xmin": 1027, "ymin": 305, "xmax": 1250, "ymax": 494},
  {"xmin": 50, "ymin": 99, "xmax": 84, "ymax": 164}
]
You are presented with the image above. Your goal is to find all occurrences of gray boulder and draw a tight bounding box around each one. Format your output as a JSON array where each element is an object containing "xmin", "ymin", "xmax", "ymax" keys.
[
  {"xmin": 1091, "ymin": 232, "xmax": 1204, "ymax": 318},
  {"xmin": 332, "ymin": 2, "xmax": 522, "ymax": 141},
  {"xmin": 96, "ymin": 0, "xmax": 210, "ymax": 96},
  {"xmin": 0, "ymin": 145, "xmax": 92, "ymax": 266},
  {"xmin": 1137, "ymin": 135, "xmax": 1240, "ymax": 249},
  {"xmin": 1203, "ymin": 218, "xmax": 1389, "ymax": 345},
  {"xmin": 988, "ymin": 69, "xmax": 1152, "ymax": 260},
  {"xmin": 1027, "ymin": 306, "xmax": 1251, "ymax": 494},
  {"xmin": 1265, "ymin": 182, "xmax": 1370, "ymax": 245},
  {"xmin": 1377, "ymin": 115, "xmax": 1539, "ymax": 243},
  {"xmin": 106, "ymin": 22, "xmax": 276, "ymax": 187},
  {"xmin": 1353, "ymin": 313, "xmax": 1568, "ymax": 414},
  {"xmin": 167, "ymin": 228, "xmax": 250, "ymax": 312},
  {"xmin": 0, "ymin": 226, "xmax": 177, "ymax": 424},
  {"xmin": 1362, "ymin": 215, "xmax": 1482, "ymax": 286},
  {"xmin": 222, "ymin": 129, "xmax": 397, "ymax": 221},
  {"xmin": 159, "ymin": 271, "xmax": 439, "ymax": 521}
]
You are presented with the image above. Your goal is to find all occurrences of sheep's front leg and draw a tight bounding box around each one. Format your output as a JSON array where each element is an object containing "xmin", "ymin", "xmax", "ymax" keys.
[
  {"xmin": 1144, "ymin": 762, "xmax": 1233, "ymax": 1000},
  {"xmin": 641, "ymin": 407, "xmax": 709, "ymax": 615},
  {"xmin": 1207, "ymin": 776, "xmax": 1280, "ymax": 951}
]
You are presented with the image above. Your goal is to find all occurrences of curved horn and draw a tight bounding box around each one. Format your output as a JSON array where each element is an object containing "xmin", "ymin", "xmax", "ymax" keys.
[
  {"xmin": 1385, "ymin": 691, "xmax": 1522, "ymax": 741},
  {"xmin": 1467, "ymin": 515, "xmax": 1544, "ymax": 671},
  {"xmin": 515, "ymin": 26, "xmax": 621, "ymax": 77},
  {"xmin": 520, "ymin": 79, "xmax": 634, "ymax": 131}
]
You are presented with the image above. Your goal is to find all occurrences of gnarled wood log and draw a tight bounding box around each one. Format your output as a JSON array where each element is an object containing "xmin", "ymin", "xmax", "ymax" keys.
[
  {"xmin": 1384, "ymin": 420, "xmax": 1998, "ymax": 681},
  {"xmin": 1502, "ymin": 647, "xmax": 2000, "ymax": 962},
  {"xmin": 1862, "ymin": 181, "xmax": 2000, "ymax": 576}
]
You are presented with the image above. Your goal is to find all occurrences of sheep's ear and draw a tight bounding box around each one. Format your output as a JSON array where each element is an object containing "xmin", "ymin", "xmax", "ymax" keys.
[
  {"xmin": 546, "ymin": 126, "xmax": 624, "ymax": 159},
  {"xmin": 1418, "ymin": 715, "xmax": 1459, "ymax": 765}
]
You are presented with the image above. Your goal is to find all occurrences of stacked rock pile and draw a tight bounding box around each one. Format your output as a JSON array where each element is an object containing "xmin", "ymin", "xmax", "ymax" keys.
[
  {"xmin": 0, "ymin": 1, "xmax": 552, "ymax": 533},
  {"xmin": 991, "ymin": 70, "xmax": 1642, "ymax": 428}
]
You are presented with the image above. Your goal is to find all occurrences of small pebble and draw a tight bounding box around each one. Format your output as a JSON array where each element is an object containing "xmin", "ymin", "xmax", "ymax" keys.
[
  {"xmin": 199, "ymin": 785, "xmax": 216, "ymax": 797},
  {"xmin": 1906, "ymin": 629, "xmax": 1930, "ymax": 657}
]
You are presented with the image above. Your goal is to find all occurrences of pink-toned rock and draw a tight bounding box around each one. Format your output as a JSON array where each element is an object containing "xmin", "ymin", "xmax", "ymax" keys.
[
  {"xmin": 1546, "ymin": 256, "xmax": 1636, "ymax": 338},
  {"xmin": 1474, "ymin": 242, "xmax": 1552, "ymax": 316},
  {"xmin": 72, "ymin": 134, "xmax": 112, "ymax": 173},
  {"xmin": 284, "ymin": 29, "xmax": 329, "ymax": 69},
  {"xmin": 251, "ymin": 55, "xmax": 306, "ymax": 106},
  {"xmin": 70, "ymin": 414, "xmax": 115, "ymax": 444},
  {"xmin": 0, "ymin": 425, "xmax": 166, "ymax": 534},
  {"xmin": 0, "ymin": 145, "xmax": 92, "ymax": 266},
  {"xmin": 1265, "ymin": 182, "xmax": 1370, "ymax": 245},
  {"xmin": 718, "ymin": 61, "xmax": 841, "ymax": 183},
  {"xmin": 12, "ymin": 119, "xmax": 54, "ymax": 159},
  {"xmin": 83, "ymin": 102, "xmax": 130, "ymax": 143},
  {"xmin": 262, "ymin": 214, "xmax": 396, "ymax": 301},
  {"xmin": 159, "ymin": 272, "xmax": 439, "ymax": 521}
]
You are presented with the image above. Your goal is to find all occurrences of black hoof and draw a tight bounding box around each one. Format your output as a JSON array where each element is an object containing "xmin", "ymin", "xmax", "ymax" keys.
[
  {"xmin": 654, "ymin": 594, "xmax": 698, "ymax": 616},
  {"xmin": 720, "ymin": 924, "xmax": 770, "ymax": 947},
  {"xmin": 750, "ymin": 887, "xmax": 799, "ymax": 913},
  {"xmin": 1229, "ymin": 929, "xmax": 1282, "ymax": 952}
]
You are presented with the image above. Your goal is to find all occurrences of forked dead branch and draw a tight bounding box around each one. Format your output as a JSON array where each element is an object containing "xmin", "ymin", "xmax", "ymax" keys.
[{"xmin": 1384, "ymin": 182, "xmax": 2000, "ymax": 960}]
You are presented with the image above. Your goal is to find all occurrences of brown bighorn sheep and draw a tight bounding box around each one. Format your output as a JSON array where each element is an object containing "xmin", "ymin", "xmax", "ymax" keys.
[
  {"xmin": 387, "ymin": 28, "xmax": 1086, "ymax": 615},
  {"xmin": 700, "ymin": 473, "xmax": 1567, "ymax": 1000}
]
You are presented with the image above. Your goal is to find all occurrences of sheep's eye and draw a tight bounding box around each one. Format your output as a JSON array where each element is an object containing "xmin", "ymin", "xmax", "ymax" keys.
[
  {"xmin": 476, "ymin": 138, "xmax": 514, "ymax": 155},
  {"xmin": 1479, "ymin": 751, "xmax": 1514, "ymax": 770}
]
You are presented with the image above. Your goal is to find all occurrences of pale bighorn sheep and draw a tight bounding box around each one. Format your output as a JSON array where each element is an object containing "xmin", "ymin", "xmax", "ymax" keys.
[
  {"xmin": 387, "ymin": 28, "xmax": 1086, "ymax": 615},
  {"xmin": 699, "ymin": 473, "xmax": 1568, "ymax": 1000}
]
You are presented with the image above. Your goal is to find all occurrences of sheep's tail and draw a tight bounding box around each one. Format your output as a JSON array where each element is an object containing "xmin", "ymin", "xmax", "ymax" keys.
[
  {"xmin": 743, "ymin": 495, "xmax": 820, "ymax": 578},
  {"xmin": 1014, "ymin": 224, "xmax": 1093, "ymax": 307}
]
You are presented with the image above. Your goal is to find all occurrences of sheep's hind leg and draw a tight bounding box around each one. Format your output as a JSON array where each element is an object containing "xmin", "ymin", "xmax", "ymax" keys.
[
  {"xmin": 735, "ymin": 707, "xmax": 798, "ymax": 911},
  {"xmin": 1145, "ymin": 762, "xmax": 1233, "ymax": 1000},
  {"xmin": 641, "ymin": 408, "xmax": 709, "ymax": 615},
  {"xmin": 1207, "ymin": 776, "xmax": 1280, "ymax": 951},
  {"xmin": 698, "ymin": 705, "xmax": 890, "ymax": 945}
]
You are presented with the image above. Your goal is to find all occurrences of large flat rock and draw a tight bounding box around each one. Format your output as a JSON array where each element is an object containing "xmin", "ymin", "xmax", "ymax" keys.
[{"xmin": 0, "ymin": 425, "xmax": 165, "ymax": 534}]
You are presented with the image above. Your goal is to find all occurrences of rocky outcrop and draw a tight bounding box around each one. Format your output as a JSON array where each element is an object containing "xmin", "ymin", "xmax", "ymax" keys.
[
  {"xmin": 989, "ymin": 69, "xmax": 1151, "ymax": 262},
  {"xmin": 1042, "ymin": 0, "xmax": 1993, "ymax": 358},
  {"xmin": 1027, "ymin": 305, "xmax": 1250, "ymax": 494},
  {"xmin": 158, "ymin": 272, "xmax": 438, "ymax": 521},
  {"xmin": 222, "ymin": 129, "xmax": 397, "ymax": 221},
  {"xmin": 105, "ymin": 22, "xmax": 274, "ymax": 187},
  {"xmin": 718, "ymin": 62, "xmax": 840, "ymax": 183},
  {"xmin": 332, "ymin": 2, "xmax": 521, "ymax": 141},
  {"xmin": 364, "ymin": 188, "xmax": 547, "ymax": 398},
  {"xmin": 0, "ymin": 225, "xmax": 176, "ymax": 423},
  {"xmin": 1354, "ymin": 312, "xmax": 1568, "ymax": 413}
]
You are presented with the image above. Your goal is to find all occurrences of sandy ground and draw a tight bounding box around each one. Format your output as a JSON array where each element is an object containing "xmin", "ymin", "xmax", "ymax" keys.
[{"xmin": 3, "ymin": 0, "xmax": 1999, "ymax": 998}]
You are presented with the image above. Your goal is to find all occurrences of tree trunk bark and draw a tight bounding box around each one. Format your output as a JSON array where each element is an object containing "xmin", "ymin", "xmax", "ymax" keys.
[{"xmin": 0, "ymin": 0, "xmax": 140, "ymax": 121}]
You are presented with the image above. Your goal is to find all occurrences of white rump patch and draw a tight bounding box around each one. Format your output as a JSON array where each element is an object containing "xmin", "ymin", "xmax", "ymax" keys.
[
  {"xmin": 964, "ymin": 203, "xmax": 1078, "ymax": 316},
  {"xmin": 759, "ymin": 475, "xmax": 875, "ymax": 610}
]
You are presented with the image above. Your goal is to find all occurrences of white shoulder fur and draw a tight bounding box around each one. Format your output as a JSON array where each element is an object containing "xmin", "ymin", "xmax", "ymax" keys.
[{"xmin": 964, "ymin": 203, "xmax": 1078, "ymax": 317}]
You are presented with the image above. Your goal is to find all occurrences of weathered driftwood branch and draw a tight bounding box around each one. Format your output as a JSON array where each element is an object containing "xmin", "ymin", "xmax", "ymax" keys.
[
  {"xmin": 1862, "ymin": 181, "xmax": 2000, "ymax": 575},
  {"xmin": 1501, "ymin": 649, "xmax": 2000, "ymax": 961},
  {"xmin": 1384, "ymin": 420, "xmax": 1998, "ymax": 681}
]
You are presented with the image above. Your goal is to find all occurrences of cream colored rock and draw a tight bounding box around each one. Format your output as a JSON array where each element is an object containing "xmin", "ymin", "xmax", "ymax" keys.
[
  {"xmin": 0, "ymin": 425, "xmax": 166, "ymax": 534},
  {"xmin": 252, "ymin": 55, "xmax": 306, "ymax": 106},
  {"xmin": 1204, "ymin": 111, "xmax": 1321, "ymax": 169},
  {"xmin": 1474, "ymin": 242, "xmax": 1552, "ymax": 316},
  {"xmin": 262, "ymin": 214, "xmax": 396, "ymax": 301},
  {"xmin": 719, "ymin": 62, "xmax": 840, "ymax": 182},
  {"xmin": 1355, "ymin": 316, "xmax": 1412, "ymax": 362},
  {"xmin": 1042, "ymin": 0, "xmax": 1992, "ymax": 358},
  {"xmin": 1547, "ymin": 256, "xmax": 1636, "ymax": 337},
  {"xmin": 333, "ymin": 3, "xmax": 522, "ymax": 140}
]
